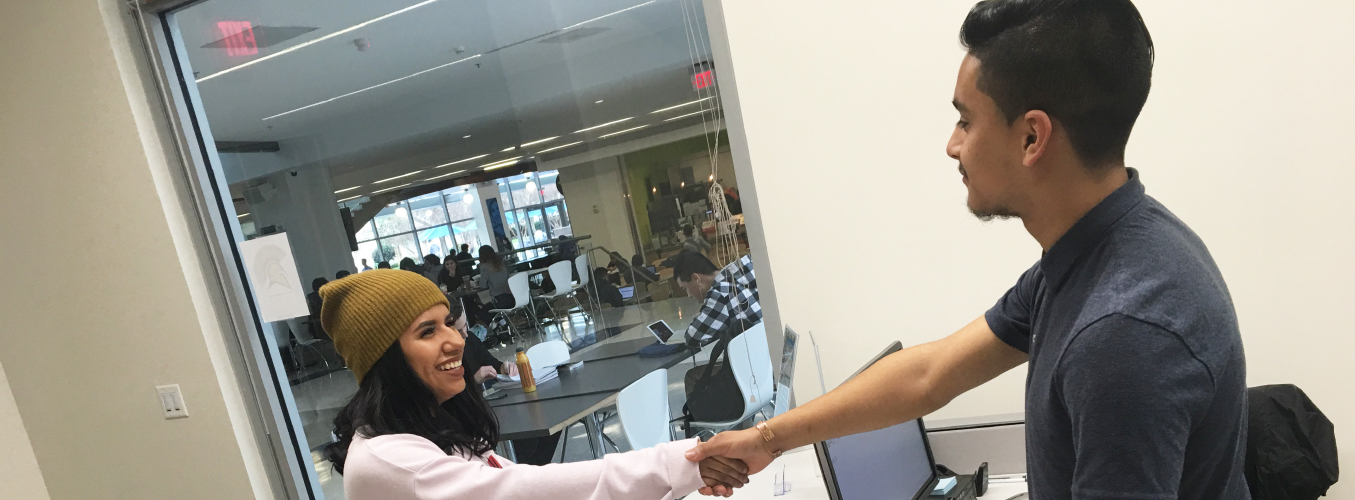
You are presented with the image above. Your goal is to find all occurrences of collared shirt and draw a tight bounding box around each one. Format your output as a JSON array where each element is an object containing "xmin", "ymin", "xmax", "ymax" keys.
[
  {"xmin": 684, "ymin": 255, "xmax": 761, "ymax": 347},
  {"xmin": 986, "ymin": 169, "xmax": 1250, "ymax": 500}
]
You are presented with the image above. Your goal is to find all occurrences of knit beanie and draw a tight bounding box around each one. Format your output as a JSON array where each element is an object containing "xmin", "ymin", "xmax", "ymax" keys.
[{"xmin": 319, "ymin": 269, "xmax": 449, "ymax": 383}]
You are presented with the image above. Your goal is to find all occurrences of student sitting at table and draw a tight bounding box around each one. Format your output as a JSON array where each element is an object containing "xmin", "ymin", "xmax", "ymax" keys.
[
  {"xmin": 319, "ymin": 270, "xmax": 749, "ymax": 499},
  {"xmin": 476, "ymin": 246, "xmax": 513, "ymax": 309},
  {"xmin": 591, "ymin": 267, "xmax": 626, "ymax": 308},
  {"xmin": 673, "ymin": 251, "xmax": 760, "ymax": 348}
]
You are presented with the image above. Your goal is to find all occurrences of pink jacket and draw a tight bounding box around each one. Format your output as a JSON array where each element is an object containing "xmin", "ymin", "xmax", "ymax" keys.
[{"xmin": 342, "ymin": 433, "xmax": 706, "ymax": 500}]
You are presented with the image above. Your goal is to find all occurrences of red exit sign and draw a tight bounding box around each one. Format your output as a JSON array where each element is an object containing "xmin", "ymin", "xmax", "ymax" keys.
[
  {"xmin": 217, "ymin": 21, "xmax": 258, "ymax": 56},
  {"xmin": 692, "ymin": 70, "xmax": 714, "ymax": 90}
]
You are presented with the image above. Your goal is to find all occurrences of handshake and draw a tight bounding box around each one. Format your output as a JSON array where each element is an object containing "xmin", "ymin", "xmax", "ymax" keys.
[{"xmin": 686, "ymin": 427, "xmax": 781, "ymax": 497}]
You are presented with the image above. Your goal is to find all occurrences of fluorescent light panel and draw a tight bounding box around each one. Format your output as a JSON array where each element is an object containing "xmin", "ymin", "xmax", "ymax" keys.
[
  {"xmin": 574, "ymin": 117, "xmax": 633, "ymax": 133},
  {"xmin": 561, "ymin": 1, "xmax": 656, "ymax": 30},
  {"xmin": 481, "ymin": 157, "xmax": 523, "ymax": 170},
  {"xmin": 334, "ymin": 186, "xmax": 362, "ymax": 194},
  {"xmin": 198, "ymin": 0, "xmax": 443, "ymax": 83},
  {"xmin": 262, "ymin": 54, "xmax": 481, "ymax": 121},
  {"xmin": 663, "ymin": 108, "xmax": 715, "ymax": 122},
  {"xmin": 375, "ymin": 171, "xmax": 423, "ymax": 183},
  {"xmin": 423, "ymin": 170, "xmax": 463, "ymax": 181},
  {"xmin": 373, "ymin": 183, "xmax": 412, "ymax": 194},
  {"xmin": 338, "ymin": 195, "xmax": 362, "ymax": 203},
  {"xmin": 237, "ymin": 213, "xmax": 250, "ymax": 218},
  {"xmin": 436, "ymin": 154, "xmax": 489, "ymax": 168},
  {"xmin": 598, "ymin": 124, "xmax": 649, "ymax": 138},
  {"xmin": 650, "ymin": 97, "xmax": 714, "ymax": 114},
  {"xmin": 535, "ymin": 141, "xmax": 583, "ymax": 154},
  {"xmin": 520, "ymin": 136, "xmax": 559, "ymax": 147}
]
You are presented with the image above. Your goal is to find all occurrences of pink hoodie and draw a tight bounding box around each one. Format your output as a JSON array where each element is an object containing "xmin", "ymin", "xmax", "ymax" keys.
[{"xmin": 342, "ymin": 433, "xmax": 707, "ymax": 500}]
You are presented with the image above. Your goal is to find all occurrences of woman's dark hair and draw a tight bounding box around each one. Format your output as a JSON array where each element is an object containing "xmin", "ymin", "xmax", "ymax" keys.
[
  {"xmin": 478, "ymin": 245, "xmax": 504, "ymax": 272},
  {"xmin": 960, "ymin": 0, "xmax": 1153, "ymax": 168},
  {"xmin": 398, "ymin": 257, "xmax": 419, "ymax": 272},
  {"xmin": 377, "ymin": 261, "xmax": 392, "ymax": 269},
  {"xmin": 325, "ymin": 299, "xmax": 494, "ymax": 473}
]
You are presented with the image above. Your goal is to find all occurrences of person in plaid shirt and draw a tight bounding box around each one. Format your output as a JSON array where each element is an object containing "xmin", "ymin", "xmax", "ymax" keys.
[{"xmin": 673, "ymin": 251, "xmax": 762, "ymax": 348}]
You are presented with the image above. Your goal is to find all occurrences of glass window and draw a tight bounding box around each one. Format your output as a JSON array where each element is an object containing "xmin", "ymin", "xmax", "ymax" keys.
[
  {"xmin": 445, "ymin": 194, "xmax": 476, "ymax": 221},
  {"xmin": 374, "ymin": 204, "xmax": 413, "ymax": 237},
  {"xmin": 418, "ymin": 226, "xmax": 455, "ymax": 258},
  {"xmin": 452, "ymin": 220, "xmax": 481, "ymax": 250},
  {"xmin": 384, "ymin": 234, "xmax": 420, "ymax": 267},
  {"xmin": 408, "ymin": 193, "xmax": 449, "ymax": 230},
  {"xmin": 352, "ymin": 240, "xmax": 380, "ymax": 270},
  {"xmin": 355, "ymin": 220, "xmax": 375, "ymax": 242},
  {"xmin": 540, "ymin": 172, "xmax": 563, "ymax": 202}
]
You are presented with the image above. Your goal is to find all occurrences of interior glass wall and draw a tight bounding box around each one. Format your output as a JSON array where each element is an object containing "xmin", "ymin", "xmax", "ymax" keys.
[{"xmin": 158, "ymin": 0, "xmax": 745, "ymax": 497}]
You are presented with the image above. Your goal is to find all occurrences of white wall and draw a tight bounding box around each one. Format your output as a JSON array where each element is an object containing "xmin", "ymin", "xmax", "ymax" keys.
[
  {"xmin": 711, "ymin": 1, "xmax": 1354, "ymax": 496},
  {"xmin": 557, "ymin": 156, "xmax": 639, "ymax": 257},
  {"xmin": 0, "ymin": 0, "xmax": 269, "ymax": 498},
  {"xmin": 0, "ymin": 362, "xmax": 50, "ymax": 500}
]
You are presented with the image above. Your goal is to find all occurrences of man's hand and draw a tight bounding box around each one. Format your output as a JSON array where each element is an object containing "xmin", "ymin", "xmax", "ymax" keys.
[
  {"xmin": 687, "ymin": 428, "xmax": 775, "ymax": 496},
  {"xmin": 696, "ymin": 455, "xmax": 749, "ymax": 497},
  {"xmin": 473, "ymin": 366, "xmax": 498, "ymax": 384}
]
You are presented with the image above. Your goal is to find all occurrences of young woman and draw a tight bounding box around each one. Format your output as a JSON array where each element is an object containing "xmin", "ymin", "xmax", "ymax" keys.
[
  {"xmin": 321, "ymin": 270, "xmax": 747, "ymax": 499},
  {"xmin": 476, "ymin": 245, "xmax": 513, "ymax": 309}
]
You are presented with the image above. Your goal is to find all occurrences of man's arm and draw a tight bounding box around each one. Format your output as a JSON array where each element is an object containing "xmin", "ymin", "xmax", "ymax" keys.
[
  {"xmin": 684, "ymin": 290, "xmax": 732, "ymax": 347},
  {"xmin": 686, "ymin": 315, "xmax": 1027, "ymax": 475}
]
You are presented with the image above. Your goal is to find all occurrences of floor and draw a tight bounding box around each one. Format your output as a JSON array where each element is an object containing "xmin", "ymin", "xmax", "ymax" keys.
[{"xmin": 283, "ymin": 296, "xmax": 722, "ymax": 500}]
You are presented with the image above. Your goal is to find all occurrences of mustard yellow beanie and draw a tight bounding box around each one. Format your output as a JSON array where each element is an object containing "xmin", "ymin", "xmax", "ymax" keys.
[{"xmin": 319, "ymin": 269, "xmax": 449, "ymax": 383}]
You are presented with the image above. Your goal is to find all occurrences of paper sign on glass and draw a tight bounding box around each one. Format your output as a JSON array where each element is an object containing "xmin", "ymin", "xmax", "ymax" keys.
[{"xmin": 238, "ymin": 233, "xmax": 310, "ymax": 322}]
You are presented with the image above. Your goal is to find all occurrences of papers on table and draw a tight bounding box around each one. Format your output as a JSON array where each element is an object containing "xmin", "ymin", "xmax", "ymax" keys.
[{"xmin": 497, "ymin": 366, "xmax": 559, "ymax": 385}]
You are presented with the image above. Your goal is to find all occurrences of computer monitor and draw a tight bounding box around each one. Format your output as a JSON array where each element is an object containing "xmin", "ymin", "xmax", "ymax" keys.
[{"xmin": 814, "ymin": 341, "xmax": 938, "ymax": 500}]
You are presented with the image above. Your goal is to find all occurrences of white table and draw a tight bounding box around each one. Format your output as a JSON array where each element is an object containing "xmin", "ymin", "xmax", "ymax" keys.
[{"xmin": 723, "ymin": 446, "xmax": 1027, "ymax": 500}]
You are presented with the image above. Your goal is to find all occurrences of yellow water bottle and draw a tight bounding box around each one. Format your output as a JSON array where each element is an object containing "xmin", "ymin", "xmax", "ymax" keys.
[{"xmin": 515, "ymin": 348, "xmax": 536, "ymax": 393}]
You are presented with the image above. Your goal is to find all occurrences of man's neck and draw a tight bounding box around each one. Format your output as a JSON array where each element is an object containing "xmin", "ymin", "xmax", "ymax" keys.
[{"xmin": 1022, "ymin": 166, "xmax": 1130, "ymax": 251}]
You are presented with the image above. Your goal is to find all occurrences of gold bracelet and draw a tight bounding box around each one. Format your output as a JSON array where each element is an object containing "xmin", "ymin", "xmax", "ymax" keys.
[{"xmin": 755, "ymin": 421, "xmax": 783, "ymax": 458}]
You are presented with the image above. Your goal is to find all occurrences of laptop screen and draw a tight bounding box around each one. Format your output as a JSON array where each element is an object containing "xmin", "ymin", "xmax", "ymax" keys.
[
  {"xmin": 820, "ymin": 419, "xmax": 935, "ymax": 500},
  {"xmin": 618, "ymin": 285, "xmax": 635, "ymax": 300}
]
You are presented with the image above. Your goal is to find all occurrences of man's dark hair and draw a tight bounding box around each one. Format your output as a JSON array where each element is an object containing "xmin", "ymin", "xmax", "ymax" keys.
[
  {"xmin": 335, "ymin": 270, "xmax": 350, "ymax": 280},
  {"xmin": 377, "ymin": 261, "xmax": 392, "ymax": 269},
  {"xmin": 960, "ymin": 0, "xmax": 1153, "ymax": 167},
  {"xmin": 460, "ymin": 243, "xmax": 469, "ymax": 251},
  {"xmin": 673, "ymin": 250, "xmax": 719, "ymax": 283},
  {"xmin": 325, "ymin": 339, "xmax": 497, "ymax": 474}
]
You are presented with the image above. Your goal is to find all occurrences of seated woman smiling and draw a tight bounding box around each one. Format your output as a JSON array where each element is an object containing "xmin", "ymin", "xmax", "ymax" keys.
[{"xmin": 320, "ymin": 269, "xmax": 748, "ymax": 500}]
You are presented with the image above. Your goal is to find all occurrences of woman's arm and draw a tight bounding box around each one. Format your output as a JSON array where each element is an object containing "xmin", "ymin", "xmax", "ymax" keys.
[{"xmin": 353, "ymin": 434, "xmax": 724, "ymax": 500}]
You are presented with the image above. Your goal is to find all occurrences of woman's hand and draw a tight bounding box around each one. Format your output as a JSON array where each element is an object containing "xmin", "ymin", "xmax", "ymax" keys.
[
  {"xmin": 697, "ymin": 455, "xmax": 749, "ymax": 497},
  {"xmin": 473, "ymin": 366, "xmax": 498, "ymax": 384},
  {"xmin": 501, "ymin": 361, "xmax": 519, "ymax": 378}
]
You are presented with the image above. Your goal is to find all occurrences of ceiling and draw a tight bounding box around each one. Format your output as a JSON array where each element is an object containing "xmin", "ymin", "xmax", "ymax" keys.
[{"xmin": 171, "ymin": 0, "xmax": 725, "ymax": 201}]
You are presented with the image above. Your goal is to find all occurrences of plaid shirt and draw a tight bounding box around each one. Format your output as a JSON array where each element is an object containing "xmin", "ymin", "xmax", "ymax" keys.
[{"xmin": 684, "ymin": 255, "xmax": 762, "ymax": 347}]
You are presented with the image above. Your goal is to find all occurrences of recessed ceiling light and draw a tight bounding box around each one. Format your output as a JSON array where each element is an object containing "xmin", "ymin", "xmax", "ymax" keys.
[
  {"xmin": 598, "ymin": 124, "xmax": 648, "ymax": 138},
  {"xmin": 423, "ymin": 171, "xmax": 462, "ymax": 181},
  {"xmin": 338, "ymin": 195, "xmax": 362, "ymax": 203},
  {"xmin": 520, "ymin": 136, "xmax": 559, "ymax": 147},
  {"xmin": 663, "ymin": 108, "xmax": 715, "ymax": 122},
  {"xmin": 650, "ymin": 97, "xmax": 714, "ymax": 114},
  {"xmin": 535, "ymin": 141, "xmax": 584, "ymax": 154},
  {"xmin": 595, "ymin": 100, "xmax": 604, "ymax": 104},
  {"xmin": 500, "ymin": 146, "xmax": 516, "ymax": 152},
  {"xmin": 435, "ymin": 154, "xmax": 489, "ymax": 168},
  {"xmin": 261, "ymin": 54, "xmax": 480, "ymax": 121},
  {"xmin": 574, "ymin": 117, "xmax": 633, "ymax": 134},
  {"xmin": 334, "ymin": 186, "xmax": 362, "ymax": 194},
  {"xmin": 375, "ymin": 171, "xmax": 423, "ymax": 183},
  {"xmin": 373, "ymin": 183, "xmax": 412, "ymax": 194},
  {"xmin": 237, "ymin": 213, "xmax": 250, "ymax": 218},
  {"xmin": 463, "ymin": 135, "xmax": 472, "ymax": 139},
  {"xmin": 197, "ymin": 0, "xmax": 444, "ymax": 82}
]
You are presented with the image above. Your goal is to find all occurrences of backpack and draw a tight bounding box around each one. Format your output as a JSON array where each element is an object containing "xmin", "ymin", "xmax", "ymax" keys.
[{"xmin": 1245, "ymin": 384, "xmax": 1339, "ymax": 499}]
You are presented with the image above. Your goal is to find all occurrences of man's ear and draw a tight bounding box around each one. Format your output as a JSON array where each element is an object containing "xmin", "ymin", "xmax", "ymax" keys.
[{"xmin": 1021, "ymin": 110, "xmax": 1053, "ymax": 168}]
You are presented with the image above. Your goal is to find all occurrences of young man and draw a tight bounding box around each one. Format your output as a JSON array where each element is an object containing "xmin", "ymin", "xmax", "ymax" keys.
[
  {"xmin": 674, "ymin": 251, "xmax": 761, "ymax": 348},
  {"xmin": 687, "ymin": 2, "xmax": 1250, "ymax": 499}
]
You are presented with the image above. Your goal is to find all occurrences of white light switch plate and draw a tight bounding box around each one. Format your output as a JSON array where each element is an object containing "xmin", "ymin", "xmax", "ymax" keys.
[{"xmin": 156, "ymin": 384, "xmax": 189, "ymax": 419}]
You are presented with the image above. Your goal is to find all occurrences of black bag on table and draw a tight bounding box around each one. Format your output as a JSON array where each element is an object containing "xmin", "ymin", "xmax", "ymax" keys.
[{"xmin": 1245, "ymin": 384, "xmax": 1339, "ymax": 499}]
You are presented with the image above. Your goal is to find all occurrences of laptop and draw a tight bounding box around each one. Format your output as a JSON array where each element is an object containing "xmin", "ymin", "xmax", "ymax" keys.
[
  {"xmin": 619, "ymin": 285, "xmax": 635, "ymax": 300},
  {"xmin": 814, "ymin": 341, "xmax": 939, "ymax": 500}
]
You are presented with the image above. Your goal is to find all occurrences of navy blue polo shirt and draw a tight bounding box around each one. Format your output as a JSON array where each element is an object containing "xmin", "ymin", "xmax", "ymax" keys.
[{"xmin": 985, "ymin": 169, "xmax": 1250, "ymax": 500}]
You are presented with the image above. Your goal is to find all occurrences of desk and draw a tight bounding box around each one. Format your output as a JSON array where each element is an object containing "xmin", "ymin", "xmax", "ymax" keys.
[
  {"xmin": 726, "ymin": 446, "xmax": 1028, "ymax": 500},
  {"xmin": 566, "ymin": 337, "xmax": 669, "ymax": 364},
  {"xmin": 491, "ymin": 392, "xmax": 613, "ymax": 441}
]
